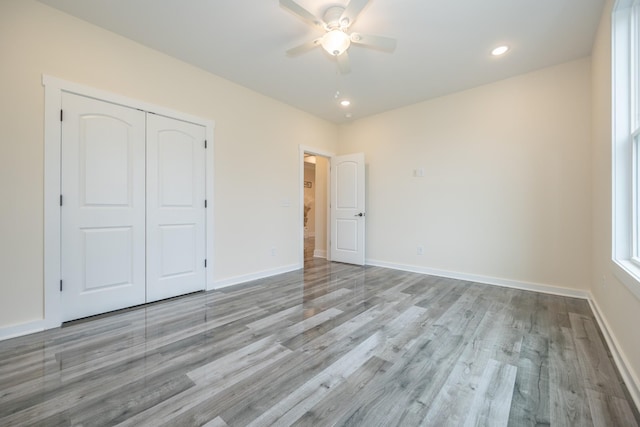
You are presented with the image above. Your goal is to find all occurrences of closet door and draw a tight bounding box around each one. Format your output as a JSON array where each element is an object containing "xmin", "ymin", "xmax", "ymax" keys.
[
  {"xmin": 146, "ymin": 114, "xmax": 206, "ymax": 302},
  {"xmin": 61, "ymin": 93, "xmax": 146, "ymax": 321}
]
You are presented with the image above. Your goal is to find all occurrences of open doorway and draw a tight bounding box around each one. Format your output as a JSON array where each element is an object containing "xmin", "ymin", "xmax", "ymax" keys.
[
  {"xmin": 302, "ymin": 151, "xmax": 330, "ymax": 267},
  {"xmin": 300, "ymin": 147, "xmax": 367, "ymax": 268}
]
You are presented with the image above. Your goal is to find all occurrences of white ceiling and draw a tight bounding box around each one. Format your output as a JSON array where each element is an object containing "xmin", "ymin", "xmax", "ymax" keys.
[{"xmin": 37, "ymin": 0, "xmax": 605, "ymax": 123}]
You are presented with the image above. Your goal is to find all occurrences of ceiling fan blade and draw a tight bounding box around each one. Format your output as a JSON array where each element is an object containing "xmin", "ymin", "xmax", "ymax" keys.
[
  {"xmin": 279, "ymin": 0, "xmax": 325, "ymax": 30},
  {"xmin": 337, "ymin": 52, "xmax": 351, "ymax": 74},
  {"xmin": 339, "ymin": 0, "xmax": 369, "ymax": 28},
  {"xmin": 350, "ymin": 33, "xmax": 397, "ymax": 52},
  {"xmin": 286, "ymin": 38, "xmax": 321, "ymax": 56}
]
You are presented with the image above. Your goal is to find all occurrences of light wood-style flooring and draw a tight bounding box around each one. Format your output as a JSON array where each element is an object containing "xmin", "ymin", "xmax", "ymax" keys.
[{"xmin": 1, "ymin": 253, "xmax": 639, "ymax": 426}]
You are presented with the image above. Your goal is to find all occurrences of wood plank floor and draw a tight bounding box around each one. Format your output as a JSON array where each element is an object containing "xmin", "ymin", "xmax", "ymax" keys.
[{"xmin": 1, "ymin": 254, "xmax": 639, "ymax": 426}]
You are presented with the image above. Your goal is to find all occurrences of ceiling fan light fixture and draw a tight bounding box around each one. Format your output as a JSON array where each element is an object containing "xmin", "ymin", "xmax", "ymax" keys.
[
  {"xmin": 340, "ymin": 99, "xmax": 351, "ymax": 107},
  {"xmin": 321, "ymin": 30, "xmax": 351, "ymax": 56},
  {"xmin": 280, "ymin": 0, "xmax": 395, "ymax": 74}
]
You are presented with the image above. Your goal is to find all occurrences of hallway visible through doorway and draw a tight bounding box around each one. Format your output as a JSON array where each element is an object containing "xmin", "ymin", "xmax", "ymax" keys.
[
  {"xmin": 303, "ymin": 153, "xmax": 328, "ymax": 266},
  {"xmin": 304, "ymin": 237, "xmax": 315, "ymax": 263}
]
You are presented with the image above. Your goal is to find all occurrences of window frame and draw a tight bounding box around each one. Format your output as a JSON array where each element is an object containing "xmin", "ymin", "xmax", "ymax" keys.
[{"xmin": 612, "ymin": 0, "xmax": 640, "ymax": 300}]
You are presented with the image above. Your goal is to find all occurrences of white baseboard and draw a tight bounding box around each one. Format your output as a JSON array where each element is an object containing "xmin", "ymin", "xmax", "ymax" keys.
[
  {"xmin": 365, "ymin": 259, "xmax": 590, "ymax": 299},
  {"xmin": 0, "ymin": 319, "xmax": 46, "ymax": 342},
  {"xmin": 212, "ymin": 264, "xmax": 300, "ymax": 290},
  {"xmin": 588, "ymin": 297, "xmax": 640, "ymax": 411},
  {"xmin": 314, "ymin": 249, "xmax": 327, "ymax": 259}
]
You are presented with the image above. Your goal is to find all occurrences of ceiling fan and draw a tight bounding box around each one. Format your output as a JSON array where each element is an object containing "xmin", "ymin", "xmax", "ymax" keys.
[{"xmin": 279, "ymin": 0, "xmax": 397, "ymax": 74}]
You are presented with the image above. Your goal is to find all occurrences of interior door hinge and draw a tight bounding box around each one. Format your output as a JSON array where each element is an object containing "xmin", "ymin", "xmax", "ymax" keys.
[
  {"xmin": 204, "ymin": 259, "xmax": 207, "ymax": 268},
  {"xmin": 204, "ymin": 140, "xmax": 207, "ymax": 149},
  {"xmin": 59, "ymin": 279, "xmax": 63, "ymax": 291},
  {"xmin": 60, "ymin": 109, "xmax": 63, "ymax": 122},
  {"xmin": 204, "ymin": 199, "xmax": 207, "ymax": 208},
  {"xmin": 59, "ymin": 194, "xmax": 63, "ymax": 206}
]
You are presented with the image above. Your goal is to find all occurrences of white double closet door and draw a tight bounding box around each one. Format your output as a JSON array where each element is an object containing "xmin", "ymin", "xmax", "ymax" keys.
[{"xmin": 61, "ymin": 93, "xmax": 206, "ymax": 322}]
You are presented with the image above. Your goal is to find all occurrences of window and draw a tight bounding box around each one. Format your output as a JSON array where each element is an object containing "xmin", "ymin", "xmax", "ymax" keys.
[{"xmin": 612, "ymin": 0, "xmax": 640, "ymax": 299}]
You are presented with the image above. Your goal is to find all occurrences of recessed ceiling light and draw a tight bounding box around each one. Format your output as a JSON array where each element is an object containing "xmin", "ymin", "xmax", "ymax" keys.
[
  {"xmin": 491, "ymin": 45, "xmax": 510, "ymax": 56},
  {"xmin": 340, "ymin": 99, "xmax": 351, "ymax": 107}
]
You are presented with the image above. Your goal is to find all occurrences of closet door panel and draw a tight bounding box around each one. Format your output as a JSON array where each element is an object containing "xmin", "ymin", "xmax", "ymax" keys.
[
  {"xmin": 60, "ymin": 93, "xmax": 146, "ymax": 321},
  {"xmin": 146, "ymin": 114, "xmax": 206, "ymax": 302}
]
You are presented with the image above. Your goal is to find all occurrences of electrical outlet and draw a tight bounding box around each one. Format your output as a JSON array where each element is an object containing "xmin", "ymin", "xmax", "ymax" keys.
[
  {"xmin": 271, "ymin": 247, "xmax": 277, "ymax": 256},
  {"xmin": 417, "ymin": 245, "xmax": 424, "ymax": 255}
]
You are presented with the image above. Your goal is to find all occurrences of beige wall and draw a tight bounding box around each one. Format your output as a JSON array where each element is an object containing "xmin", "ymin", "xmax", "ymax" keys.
[
  {"xmin": 591, "ymin": 0, "xmax": 640, "ymax": 392},
  {"xmin": 338, "ymin": 58, "xmax": 592, "ymax": 291},
  {"xmin": 0, "ymin": 0, "xmax": 337, "ymax": 328}
]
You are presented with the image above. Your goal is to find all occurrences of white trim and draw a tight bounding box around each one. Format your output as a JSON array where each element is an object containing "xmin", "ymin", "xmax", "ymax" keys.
[
  {"xmin": 366, "ymin": 259, "xmax": 590, "ymax": 299},
  {"xmin": 43, "ymin": 77, "xmax": 63, "ymax": 330},
  {"xmin": 588, "ymin": 296, "xmax": 640, "ymax": 411},
  {"xmin": 43, "ymin": 74, "xmax": 215, "ymax": 328},
  {"xmin": 212, "ymin": 264, "xmax": 300, "ymax": 289},
  {"xmin": 0, "ymin": 320, "xmax": 46, "ymax": 342},
  {"xmin": 314, "ymin": 249, "xmax": 327, "ymax": 259},
  {"xmin": 42, "ymin": 75, "xmax": 213, "ymax": 127},
  {"xmin": 299, "ymin": 145, "xmax": 334, "ymax": 267},
  {"xmin": 205, "ymin": 123, "xmax": 215, "ymax": 292}
]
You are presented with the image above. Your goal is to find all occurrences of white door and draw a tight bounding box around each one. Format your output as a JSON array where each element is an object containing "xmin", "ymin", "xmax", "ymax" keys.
[
  {"xmin": 61, "ymin": 93, "xmax": 146, "ymax": 321},
  {"xmin": 146, "ymin": 114, "xmax": 206, "ymax": 302},
  {"xmin": 331, "ymin": 153, "xmax": 366, "ymax": 265}
]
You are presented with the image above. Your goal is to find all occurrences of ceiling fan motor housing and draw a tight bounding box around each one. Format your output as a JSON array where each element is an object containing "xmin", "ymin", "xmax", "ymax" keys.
[{"xmin": 324, "ymin": 6, "xmax": 347, "ymax": 29}]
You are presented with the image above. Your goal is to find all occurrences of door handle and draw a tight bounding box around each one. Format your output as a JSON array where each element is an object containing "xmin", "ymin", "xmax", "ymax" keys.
[{"xmin": 355, "ymin": 212, "xmax": 365, "ymax": 217}]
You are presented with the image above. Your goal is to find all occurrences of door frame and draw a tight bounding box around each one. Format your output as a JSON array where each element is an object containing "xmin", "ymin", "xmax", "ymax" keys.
[
  {"xmin": 299, "ymin": 145, "xmax": 333, "ymax": 267},
  {"xmin": 43, "ymin": 75, "xmax": 215, "ymax": 329}
]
